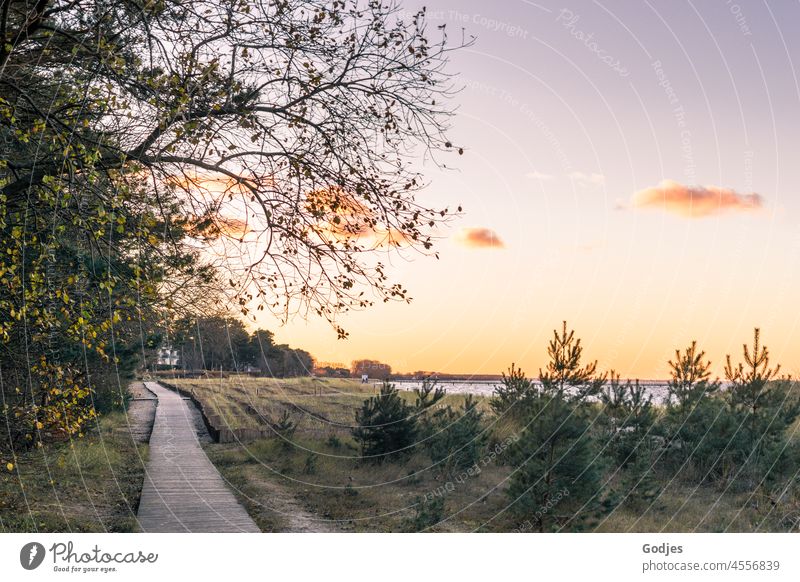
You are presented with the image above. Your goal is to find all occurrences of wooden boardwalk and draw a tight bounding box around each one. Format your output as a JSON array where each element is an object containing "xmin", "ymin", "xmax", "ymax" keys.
[{"xmin": 137, "ymin": 382, "xmax": 260, "ymax": 532}]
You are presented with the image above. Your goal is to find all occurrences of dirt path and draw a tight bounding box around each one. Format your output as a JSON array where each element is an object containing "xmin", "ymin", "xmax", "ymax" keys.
[
  {"xmin": 136, "ymin": 382, "xmax": 260, "ymax": 532},
  {"xmin": 233, "ymin": 464, "xmax": 338, "ymax": 532}
]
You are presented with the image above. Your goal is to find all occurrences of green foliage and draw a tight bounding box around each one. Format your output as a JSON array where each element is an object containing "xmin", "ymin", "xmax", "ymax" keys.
[
  {"xmin": 599, "ymin": 374, "xmax": 655, "ymax": 466},
  {"xmin": 507, "ymin": 394, "xmax": 611, "ymax": 531},
  {"xmin": 413, "ymin": 377, "xmax": 447, "ymax": 441},
  {"xmin": 491, "ymin": 363, "xmax": 535, "ymax": 418},
  {"xmin": 261, "ymin": 346, "xmax": 315, "ymax": 378},
  {"xmin": 403, "ymin": 496, "xmax": 446, "ymax": 532},
  {"xmin": 326, "ymin": 434, "xmax": 343, "ymax": 449},
  {"xmin": 303, "ymin": 454, "xmax": 318, "ymax": 475},
  {"xmin": 413, "ymin": 378, "xmax": 446, "ymax": 411},
  {"xmin": 724, "ymin": 329, "xmax": 800, "ymax": 491},
  {"xmin": 725, "ymin": 328, "xmax": 786, "ymax": 416},
  {"xmin": 171, "ymin": 319, "xmax": 314, "ymax": 376},
  {"xmin": 539, "ymin": 321, "xmax": 607, "ymax": 400},
  {"xmin": 352, "ymin": 382, "xmax": 417, "ymax": 462},
  {"xmin": 429, "ymin": 395, "xmax": 488, "ymax": 477},
  {"xmin": 659, "ymin": 340, "xmax": 727, "ymax": 474},
  {"xmin": 506, "ymin": 323, "xmax": 612, "ymax": 531},
  {"xmin": 661, "ymin": 394, "xmax": 742, "ymax": 482},
  {"xmin": 272, "ymin": 410, "xmax": 297, "ymax": 449},
  {"xmin": 599, "ymin": 374, "xmax": 660, "ymax": 504},
  {"xmin": 667, "ymin": 341, "xmax": 719, "ymax": 407},
  {"xmin": 0, "ymin": 175, "xmax": 195, "ymax": 449},
  {"xmin": 654, "ymin": 331, "xmax": 800, "ymax": 496}
]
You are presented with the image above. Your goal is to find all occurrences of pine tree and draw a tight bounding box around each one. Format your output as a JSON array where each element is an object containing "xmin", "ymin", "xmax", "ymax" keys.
[
  {"xmin": 429, "ymin": 395, "xmax": 488, "ymax": 477},
  {"xmin": 539, "ymin": 321, "xmax": 607, "ymax": 400},
  {"xmin": 506, "ymin": 322, "xmax": 611, "ymax": 531},
  {"xmin": 352, "ymin": 382, "xmax": 417, "ymax": 462},
  {"xmin": 272, "ymin": 410, "xmax": 297, "ymax": 450},
  {"xmin": 725, "ymin": 328, "xmax": 781, "ymax": 416},
  {"xmin": 600, "ymin": 374, "xmax": 655, "ymax": 464},
  {"xmin": 491, "ymin": 363, "xmax": 535, "ymax": 418},
  {"xmin": 724, "ymin": 329, "xmax": 800, "ymax": 492},
  {"xmin": 412, "ymin": 377, "xmax": 447, "ymax": 444},
  {"xmin": 413, "ymin": 377, "xmax": 446, "ymax": 411},
  {"xmin": 667, "ymin": 341, "xmax": 719, "ymax": 407},
  {"xmin": 660, "ymin": 341, "xmax": 736, "ymax": 481},
  {"xmin": 599, "ymin": 373, "xmax": 660, "ymax": 505}
]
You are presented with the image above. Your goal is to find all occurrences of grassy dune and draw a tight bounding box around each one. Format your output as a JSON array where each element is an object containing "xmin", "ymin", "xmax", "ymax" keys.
[
  {"xmin": 173, "ymin": 376, "xmax": 800, "ymax": 532},
  {"xmin": 171, "ymin": 376, "xmax": 512, "ymax": 531},
  {"xmin": 168, "ymin": 376, "xmax": 495, "ymax": 437}
]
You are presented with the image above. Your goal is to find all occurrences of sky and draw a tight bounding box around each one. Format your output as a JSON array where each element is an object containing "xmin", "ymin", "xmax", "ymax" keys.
[{"xmin": 258, "ymin": 0, "xmax": 800, "ymax": 379}]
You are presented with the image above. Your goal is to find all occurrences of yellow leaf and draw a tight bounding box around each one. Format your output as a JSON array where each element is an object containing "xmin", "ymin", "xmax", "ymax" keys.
[
  {"xmin": 35, "ymin": 421, "xmax": 43, "ymax": 430},
  {"xmin": 5, "ymin": 462, "xmax": 12, "ymax": 472}
]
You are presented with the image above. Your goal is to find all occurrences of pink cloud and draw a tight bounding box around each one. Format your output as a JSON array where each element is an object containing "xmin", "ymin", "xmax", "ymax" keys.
[
  {"xmin": 456, "ymin": 227, "xmax": 505, "ymax": 249},
  {"xmin": 632, "ymin": 180, "xmax": 763, "ymax": 217}
]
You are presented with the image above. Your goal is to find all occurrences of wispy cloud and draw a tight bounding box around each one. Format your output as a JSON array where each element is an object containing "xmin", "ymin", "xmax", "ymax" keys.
[
  {"xmin": 526, "ymin": 170, "xmax": 555, "ymax": 181},
  {"xmin": 632, "ymin": 179, "xmax": 763, "ymax": 218},
  {"xmin": 455, "ymin": 227, "xmax": 506, "ymax": 249},
  {"xmin": 569, "ymin": 172, "xmax": 606, "ymax": 187}
]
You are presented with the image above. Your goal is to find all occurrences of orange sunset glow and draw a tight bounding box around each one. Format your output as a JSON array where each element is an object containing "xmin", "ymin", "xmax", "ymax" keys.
[{"xmin": 251, "ymin": 0, "xmax": 800, "ymax": 380}]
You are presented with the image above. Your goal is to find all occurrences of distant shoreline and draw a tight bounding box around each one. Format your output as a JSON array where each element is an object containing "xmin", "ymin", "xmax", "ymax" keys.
[{"xmin": 387, "ymin": 376, "xmax": 674, "ymax": 385}]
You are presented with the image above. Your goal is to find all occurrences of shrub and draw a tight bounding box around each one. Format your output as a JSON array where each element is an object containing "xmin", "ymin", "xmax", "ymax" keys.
[
  {"xmin": 303, "ymin": 454, "xmax": 318, "ymax": 475},
  {"xmin": 272, "ymin": 410, "xmax": 297, "ymax": 450},
  {"xmin": 599, "ymin": 375, "xmax": 660, "ymax": 504},
  {"xmin": 403, "ymin": 496, "xmax": 445, "ymax": 532},
  {"xmin": 429, "ymin": 395, "xmax": 488, "ymax": 477},
  {"xmin": 413, "ymin": 377, "xmax": 446, "ymax": 412},
  {"xmin": 599, "ymin": 374, "xmax": 655, "ymax": 466},
  {"xmin": 352, "ymin": 382, "xmax": 416, "ymax": 462},
  {"xmin": 491, "ymin": 363, "xmax": 535, "ymax": 418},
  {"xmin": 660, "ymin": 388, "xmax": 741, "ymax": 482},
  {"xmin": 326, "ymin": 434, "xmax": 342, "ymax": 449},
  {"xmin": 414, "ymin": 378, "xmax": 447, "ymax": 440}
]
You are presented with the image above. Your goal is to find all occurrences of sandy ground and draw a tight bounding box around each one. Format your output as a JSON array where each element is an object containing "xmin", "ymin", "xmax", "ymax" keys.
[{"xmin": 233, "ymin": 463, "xmax": 339, "ymax": 532}]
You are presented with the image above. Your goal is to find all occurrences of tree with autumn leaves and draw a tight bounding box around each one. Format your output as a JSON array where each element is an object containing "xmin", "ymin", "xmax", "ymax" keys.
[{"xmin": 0, "ymin": 0, "xmax": 467, "ymax": 467}]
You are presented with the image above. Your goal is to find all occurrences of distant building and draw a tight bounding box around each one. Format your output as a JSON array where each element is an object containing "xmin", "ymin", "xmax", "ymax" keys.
[
  {"xmin": 157, "ymin": 346, "xmax": 180, "ymax": 367},
  {"xmin": 351, "ymin": 359, "xmax": 392, "ymax": 380}
]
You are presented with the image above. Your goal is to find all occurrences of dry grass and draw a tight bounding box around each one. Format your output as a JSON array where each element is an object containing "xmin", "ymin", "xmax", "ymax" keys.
[
  {"xmin": 0, "ymin": 412, "xmax": 149, "ymax": 532},
  {"xmin": 205, "ymin": 435, "xmax": 518, "ymax": 532},
  {"xmin": 169, "ymin": 376, "xmax": 492, "ymax": 438},
  {"xmin": 178, "ymin": 376, "xmax": 800, "ymax": 532},
  {"xmin": 170, "ymin": 376, "xmax": 515, "ymax": 531}
]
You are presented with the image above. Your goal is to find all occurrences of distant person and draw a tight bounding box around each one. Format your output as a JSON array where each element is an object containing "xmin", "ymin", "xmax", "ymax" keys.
[{"xmin": 361, "ymin": 374, "xmax": 369, "ymax": 384}]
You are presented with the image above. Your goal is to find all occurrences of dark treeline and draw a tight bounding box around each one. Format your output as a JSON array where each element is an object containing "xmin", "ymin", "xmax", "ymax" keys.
[
  {"xmin": 169, "ymin": 316, "xmax": 313, "ymax": 377},
  {"xmin": 351, "ymin": 323, "xmax": 800, "ymax": 532}
]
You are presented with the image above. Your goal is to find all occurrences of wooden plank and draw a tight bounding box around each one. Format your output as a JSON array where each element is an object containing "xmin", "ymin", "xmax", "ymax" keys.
[{"xmin": 137, "ymin": 382, "xmax": 260, "ymax": 533}]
